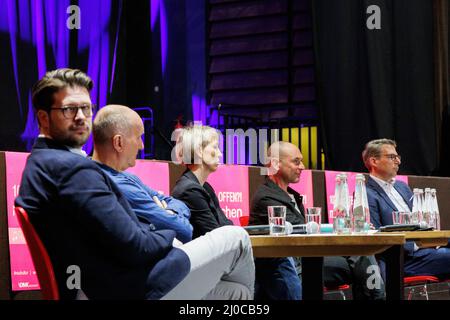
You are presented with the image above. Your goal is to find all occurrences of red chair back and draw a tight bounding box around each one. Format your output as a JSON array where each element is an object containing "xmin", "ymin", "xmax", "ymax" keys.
[
  {"xmin": 323, "ymin": 284, "xmax": 350, "ymax": 292},
  {"xmin": 404, "ymin": 275, "xmax": 439, "ymax": 286},
  {"xmin": 239, "ymin": 215, "xmax": 249, "ymax": 226},
  {"xmin": 15, "ymin": 206, "xmax": 60, "ymax": 300}
]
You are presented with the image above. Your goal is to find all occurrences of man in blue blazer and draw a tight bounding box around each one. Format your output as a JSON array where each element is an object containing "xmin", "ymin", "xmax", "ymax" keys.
[
  {"xmin": 15, "ymin": 68, "xmax": 254, "ymax": 300},
  {"xmin": 363, "ymin": 138, "xmax": 450, "ymax": 277}
]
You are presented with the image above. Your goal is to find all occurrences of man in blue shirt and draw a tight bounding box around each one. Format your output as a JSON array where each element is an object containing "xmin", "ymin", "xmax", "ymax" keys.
[
  {"xmin": 97, "ymin": 167, "xmax": 192, "ymax": 243},
  {"xmin": 92, "ymin": 107, "xmax": 192, "ymax": 242},
  {"xmin": 91, "ymin": 104, "xmax": 255, "ymax": 299}
]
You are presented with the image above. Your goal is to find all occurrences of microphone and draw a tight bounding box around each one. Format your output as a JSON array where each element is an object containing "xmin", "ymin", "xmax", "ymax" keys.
[
  {"xmin": 287, "ymin": 222, "xmax": 334, "ymax": 234},
  {"xmin": 284, "ymin": 221, "xmax": 319, "ymax": 234},
  {"xmin": 418, "ymin": 221, "xmax": 429, "ymax": 229},
  {"xmin": 244, "ymin": 222, "xmax": 334, "ymax": 235}
]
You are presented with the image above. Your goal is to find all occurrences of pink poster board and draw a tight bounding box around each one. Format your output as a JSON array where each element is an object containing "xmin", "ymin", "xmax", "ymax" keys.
[
  {"xmin": 325, "ymin": 170, "xmax": 409, "ymax": 223},
  {"xmin": 5, "ymin": 152, "xmax": 40, "ymax": 291},
  {"xmin": 5, "ymin": 156, "xmax": 170, "ymax": 292},
  {"xmin": 288, "ymin": 170, "xmax": 314, "ymax": 209},
  {"xmin": 125, "ymin": 160, "xmax": 170, "ymax": 195},
  {"xmin": 207, "ymin": 165, "xmax": 249, "ymax": 226}
]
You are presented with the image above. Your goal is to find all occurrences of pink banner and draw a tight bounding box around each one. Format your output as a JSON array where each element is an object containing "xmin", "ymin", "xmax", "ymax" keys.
[
  {"xmin": 5, "ymin": 152, "xmax": 40, "ymax": 291},
  {"xmin": 288, "ymin": 170, "xmax": 314, "ymax": 209},
  {"xmin": 325, "ymin": 171, "xmax": 409, "ymax": 223},
  {"xmin": 207, "ymin": 165, "xmax": 249, "ymax": 226},
  {"xmin": 125, "ymin": 160, "xmax": 170, "ymax": 195}
]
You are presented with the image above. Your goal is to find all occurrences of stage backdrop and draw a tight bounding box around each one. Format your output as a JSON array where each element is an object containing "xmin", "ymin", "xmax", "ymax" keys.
[
  {"xmin": 5, "ymin": 152, "xmax": 38, "ymax": 291},
  {"xmin": 125, "ymin": 160, "xmax": 170, "ymax": 195},
  {"xmin": 5, "ymin": 153, "xmax": 172, "ymax": 292},
  {"xmin": 207, "ymin": 165, "xmax": 249, "ymax": 226}
]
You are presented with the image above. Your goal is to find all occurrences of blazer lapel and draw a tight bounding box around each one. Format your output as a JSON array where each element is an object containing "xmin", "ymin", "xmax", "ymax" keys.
[
  {"xmin": 394, "ymin": 182, "xmax": 413, "ymax": 211},
  {"xmin": 185, "ymin": 170, "xmax": 221, "ymax": 220},
  {"xmin": 368, "ymin": 176, "xmax": 399, "ymax": 212}
]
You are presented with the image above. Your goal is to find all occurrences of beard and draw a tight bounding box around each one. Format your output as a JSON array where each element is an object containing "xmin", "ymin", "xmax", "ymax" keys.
[{"xmin": 49, "ymin": 121, "xmax": 91, "ymax": 148}]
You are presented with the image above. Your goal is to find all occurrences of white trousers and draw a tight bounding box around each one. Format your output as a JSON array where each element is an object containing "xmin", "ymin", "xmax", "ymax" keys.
[{"xmin": 161, "ymin": 226, "xmax": 255, "ymax": 300}]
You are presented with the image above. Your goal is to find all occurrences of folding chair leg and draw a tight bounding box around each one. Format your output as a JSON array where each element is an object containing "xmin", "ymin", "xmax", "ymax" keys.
[
  {"xmin": 423, "ymin": 284, "xmax": 429, "ymax": 300},
  {"xmin": 407, "ymin": 288, "xmax": 413, "ymax": 300}
]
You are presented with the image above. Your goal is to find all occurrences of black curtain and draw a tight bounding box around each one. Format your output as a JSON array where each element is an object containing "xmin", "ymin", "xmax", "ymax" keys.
[
  {"xmin": 121, "ymin": 0, "xmax": 205, "ymax": 161},
  {"xmin": 0, "ymin": 0, "xmax": 124, "ymax": 154},
  {"xmin": 312, "ymin": 0, "xmax": 439, "ymax": 176},
  {"xmin": 437, "ymin": 0, "xmax": 450, "ymax": 176}
]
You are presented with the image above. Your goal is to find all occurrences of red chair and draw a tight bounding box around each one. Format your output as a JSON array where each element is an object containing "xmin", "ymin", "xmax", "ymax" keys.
[
  {"xmin": 404, "ymin": 275, "xmax": 439, "ymax": 300},
  {"xmin": 323, "ymin": 284, "xmax": 350, "ymax": 300},
  {"xmin": 15, "ymin": 206, "xmax": 60, "ymax": 300},
  {"xmin": 239, "ymin": 215, "xmax": 249, "ymax": 227}
]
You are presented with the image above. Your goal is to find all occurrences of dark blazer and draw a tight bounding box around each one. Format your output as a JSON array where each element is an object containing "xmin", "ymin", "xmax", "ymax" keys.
[
  {"xmin": 171, "ymin": 169, "xmax": 233, "ymax": 238},
  {"xmin": 15, "ymin": 138, "xmax": 190, "ymax": 300},
  {"xmin": 366, "ymin": 176, "xmax": 413, "ymax": 228},
  {"xmin": 366, "ymin": 176, "xmax": 415, "ymax": 255},
  {"xmin": 250, "ymin": 177, "xmax": 305, "ymax": 226}
]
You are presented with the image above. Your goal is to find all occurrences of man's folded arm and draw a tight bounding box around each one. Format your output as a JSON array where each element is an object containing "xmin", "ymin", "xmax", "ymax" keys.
[
  {"xmin": 112, "ymin": 175, "xmax": 193, "ymax": 243},
  {"xmin": 141, "ymin": 182, "xmax": 191, "ymax": 219}
]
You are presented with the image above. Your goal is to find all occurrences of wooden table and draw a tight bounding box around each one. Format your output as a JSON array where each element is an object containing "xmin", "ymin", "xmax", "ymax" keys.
[
  {"xmin": 403, "ymin": 230, "xmax": 450, "ymax": 248},
  {"xmin": 250, "ymin": 233, "xmax": 405, "ymax": 300}
]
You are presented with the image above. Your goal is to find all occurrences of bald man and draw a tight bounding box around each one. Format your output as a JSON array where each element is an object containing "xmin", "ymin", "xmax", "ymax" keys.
[
  {"xmin": 250, "ymin": 141, "xmax": 385, "ymax": 300},
  {"xmin": 92, "ymin": 105, "xmax": 192, "ymax": 243},
  {"xmin": 92, "ymin": 105, "xmax": 255, "ymax": 300}
]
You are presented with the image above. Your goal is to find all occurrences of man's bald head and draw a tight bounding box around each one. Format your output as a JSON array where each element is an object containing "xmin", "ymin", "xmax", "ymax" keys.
[
  {"xmin": 266, "ymin": 141, "xmax": 304, "ymax": 185},
  {"xmin": 93, "ymin": 105, "xmax": 144, "ymax": 171},
  {"xmin": 267, "ymin": 141, "xmax": 298, "ymax": 162},
  {"xmin": 93, "ymin": 105, "xmax": 141, "ymax": 146}
]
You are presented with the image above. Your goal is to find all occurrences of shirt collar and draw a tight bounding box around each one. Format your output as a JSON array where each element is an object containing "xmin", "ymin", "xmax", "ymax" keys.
[
  {"xmin": 68, "ymin": 147, "xmax": 87, "ymax": 157},
  {"xmin": 38, "ymin": 134, "xmax": 87, "ymax": 157},
  {"xmin": 370, "ymin": 174, "xmax": 396, "ymax": 188}
]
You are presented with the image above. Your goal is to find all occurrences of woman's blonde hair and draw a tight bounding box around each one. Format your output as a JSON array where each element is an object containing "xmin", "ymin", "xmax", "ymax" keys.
[{"xmin": 176, "ymin": 125, "xmax": 220, "ymax": 165}]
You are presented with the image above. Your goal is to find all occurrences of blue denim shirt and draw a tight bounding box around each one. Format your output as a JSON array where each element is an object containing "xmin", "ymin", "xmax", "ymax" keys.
[{"xmin": 98, "ymin": 163, "xmax": 193, "ymax": 243}]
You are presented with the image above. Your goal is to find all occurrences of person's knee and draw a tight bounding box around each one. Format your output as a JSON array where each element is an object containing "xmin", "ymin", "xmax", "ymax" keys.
[
  {"xmin": 204, "ymin": 281, "xmax": 253, "ymax": 300},
  {"xmin": 223, "ymin": 225, "xmax": 249, "ymax": 238},
  {"xmin": 436, "ymin": 248, "xmax": 450, "ymax": 262},
  {"xmin": 216, "ymin": 225, "xmax": 251, "ymax": 246}
]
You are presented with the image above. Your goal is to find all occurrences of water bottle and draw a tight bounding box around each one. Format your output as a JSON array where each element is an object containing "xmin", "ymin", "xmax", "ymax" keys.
[
  {"xmin": 431, "ymin": 188, "xmax": 441, "ymax": 230},
  {"xmin": 332, "ymin": 174, "xmax": 342, "ymax": 233},
  {"xmin": 411, "ymin": 188, "xmax": 422, "ymax": 224},
  {"xmin": 422, "ymin": 188, "xmax": 433, "ymax": 228},
  {"xmin": 331, "ymin": 174, "xmax": 341, "ymax": 225},
  {"xmin": 419, "ymin": 189, "xmax": 425, "ymax": 223},
  {"xmin": 352, "ymin": 174, "xmax": 370, "ymax": 233},
  {"xmin": 333, "ymin": 173, "xmax": 352, "ymax": 234}
]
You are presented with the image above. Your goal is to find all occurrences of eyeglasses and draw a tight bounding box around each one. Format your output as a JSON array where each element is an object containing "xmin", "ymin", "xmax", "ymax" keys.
[
  {"xmin": 50, "ymin": 104, "xmax": 96, "ymax": 119},
  {"xmin": 381, "ymin": 154, "xmax": 401, "ymax": 161}
]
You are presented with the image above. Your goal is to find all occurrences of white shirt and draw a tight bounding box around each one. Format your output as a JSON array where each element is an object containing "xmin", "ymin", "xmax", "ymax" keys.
[
  {"xmin": 370, "ymin": 175, "xmax": 411, "ymax": 212},
  {"xmin": 288, "ymin": 194, "xmax": 301, "ymax": 214},
  {"xmin": 371, "ymin": 175, "xmax": 420, "ymax": 251}
]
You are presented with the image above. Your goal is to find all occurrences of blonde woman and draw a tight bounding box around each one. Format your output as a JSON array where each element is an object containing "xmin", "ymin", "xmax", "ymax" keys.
[{"xmin": 172, "ymin": 125, "xmax": 234, "ymax": 239}]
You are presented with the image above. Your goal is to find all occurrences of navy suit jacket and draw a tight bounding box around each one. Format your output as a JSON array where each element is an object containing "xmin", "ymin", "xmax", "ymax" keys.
[
  {"xmin": 15, "ymin": 138, "xmax": 190, "ymax": 300},
  {"xmin": 366, "ymin": 176, "xmax": 415, "ymax": 255},
  {"xmin": 171, "ymin": 169, "xmax": 233, "ymax": 239}
]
